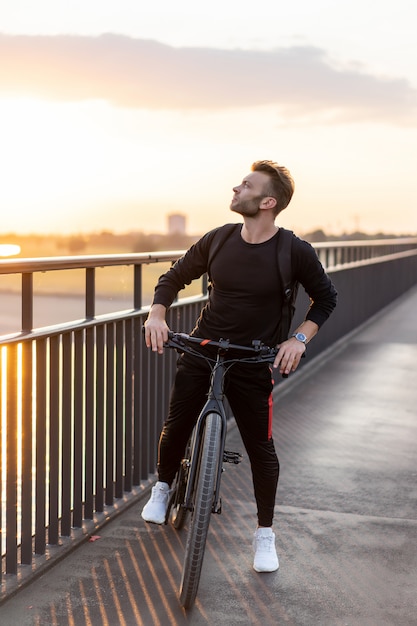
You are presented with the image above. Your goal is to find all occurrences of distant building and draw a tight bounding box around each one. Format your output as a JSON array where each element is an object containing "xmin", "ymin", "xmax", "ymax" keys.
[{"xmin": 167, "ymin": 213, "xmax": 187, "ymax": 235}]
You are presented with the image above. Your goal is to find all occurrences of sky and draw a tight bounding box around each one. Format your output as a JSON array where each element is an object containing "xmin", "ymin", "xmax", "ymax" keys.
[{"xmin": 0, "ymin": 0, "xmax": 416, "ymax": 237}]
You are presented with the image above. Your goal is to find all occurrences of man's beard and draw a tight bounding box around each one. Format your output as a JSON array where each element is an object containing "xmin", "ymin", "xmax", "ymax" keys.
[{"xmin": 230, "ymin": 195, "xmax": 263, "ymax": 217}]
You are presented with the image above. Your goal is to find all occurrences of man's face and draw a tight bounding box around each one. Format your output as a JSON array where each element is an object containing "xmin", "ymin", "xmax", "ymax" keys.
[{"xmin": 230, "ymin": 171, "xmax": 271, "ymax": 217}]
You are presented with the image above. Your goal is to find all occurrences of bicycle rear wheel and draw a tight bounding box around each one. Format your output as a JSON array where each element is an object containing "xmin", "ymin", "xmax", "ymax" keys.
[{"xmin": 179, "ymin": 412, "xmax": 222, "ymax": 609}]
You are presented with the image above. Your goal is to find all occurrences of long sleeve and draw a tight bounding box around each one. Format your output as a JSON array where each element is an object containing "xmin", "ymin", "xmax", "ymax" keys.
[
  {"xmin": 291, "ymin": 236, "xmax": 338, "ymax": 327},
  {"xmin": 151, "ymin": 230, "xmax": 216, "ymax": 308}
]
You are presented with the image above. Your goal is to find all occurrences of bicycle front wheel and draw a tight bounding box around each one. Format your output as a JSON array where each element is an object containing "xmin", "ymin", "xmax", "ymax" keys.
[{"xmin": 179, "ymin": 412, "xmax": 222, "ymax": 609}]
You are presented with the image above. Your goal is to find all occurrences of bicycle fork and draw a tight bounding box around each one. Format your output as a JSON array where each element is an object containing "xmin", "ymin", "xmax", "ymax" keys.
[{"xmin": 183, "ymin": 356, "xmax": 242, "ymax": 516}]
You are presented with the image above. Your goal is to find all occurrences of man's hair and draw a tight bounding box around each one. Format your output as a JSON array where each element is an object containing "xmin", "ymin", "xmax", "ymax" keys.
[{"xmin": 251, "ymin": 160, "xmax": 294, "ymax": 216}]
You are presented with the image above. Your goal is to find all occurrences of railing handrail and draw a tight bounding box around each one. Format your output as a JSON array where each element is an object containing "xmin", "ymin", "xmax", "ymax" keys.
[
  {"xmin": 0, "ymin": 250, "xmax": 185, "ymax": 275},
  {"xmin": 324, "ymin": 246, "xmax": 417, "ymax": 271},
  {"xmin": 310, "ymin": 236, "xmax": 417, "ymax": 249},
  {"xmin": 1, "ymin": 237, "xmax": 417, "ymax": 275}
]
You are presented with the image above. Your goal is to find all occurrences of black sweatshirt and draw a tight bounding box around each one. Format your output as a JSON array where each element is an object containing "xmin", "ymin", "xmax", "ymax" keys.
[{"xmin": 152, "ymin": 224, "xmax": 337, "ymax": 347}]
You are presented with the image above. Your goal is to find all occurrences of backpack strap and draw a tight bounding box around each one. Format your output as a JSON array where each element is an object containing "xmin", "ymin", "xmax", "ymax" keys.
[
  {"xmin": 277, "ymin": 228, "xmax": 299, "ymax": 342},
  {"xmin": 207, "ymin": 223, "xmax": 241, "ymax": 281}
]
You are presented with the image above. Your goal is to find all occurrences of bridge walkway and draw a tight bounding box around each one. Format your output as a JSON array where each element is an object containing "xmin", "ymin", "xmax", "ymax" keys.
[{"xmin": 1, "ymin": 286, "xmax": 416, "ymax": 625}]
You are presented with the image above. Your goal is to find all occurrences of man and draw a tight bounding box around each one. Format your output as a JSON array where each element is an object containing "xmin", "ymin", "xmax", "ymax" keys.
[{"xmin": 142, "ymin": 160, "xmax": 337, "ymax": 572}]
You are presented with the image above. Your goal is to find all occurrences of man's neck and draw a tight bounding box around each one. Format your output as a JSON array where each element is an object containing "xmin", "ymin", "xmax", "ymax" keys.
[{"xmin": 240, "ymin": 219, "xmax": 279, "ymax": 244}]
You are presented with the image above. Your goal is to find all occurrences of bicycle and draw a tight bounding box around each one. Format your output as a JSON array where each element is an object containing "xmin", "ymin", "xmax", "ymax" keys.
[{"xmin": 161, "ymin": 331, "xmax": 280, "ymax": 609}]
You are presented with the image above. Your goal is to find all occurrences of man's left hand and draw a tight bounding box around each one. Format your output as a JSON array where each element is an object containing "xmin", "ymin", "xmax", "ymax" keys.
[{"xmin": 273, "ymin": 337, "xmax": 306, "ymax": 376}]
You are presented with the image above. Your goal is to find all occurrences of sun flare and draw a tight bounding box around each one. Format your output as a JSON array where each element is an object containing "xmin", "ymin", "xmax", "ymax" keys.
[{"xmin": 0, "ymin": 244, "xmax": 21, "ymax": 257}]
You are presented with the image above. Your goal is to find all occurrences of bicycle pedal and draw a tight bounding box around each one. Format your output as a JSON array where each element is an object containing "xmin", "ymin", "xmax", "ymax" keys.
[{"xmin": 223, "ymin": 450, "xmax": 243, "ymax": 464}]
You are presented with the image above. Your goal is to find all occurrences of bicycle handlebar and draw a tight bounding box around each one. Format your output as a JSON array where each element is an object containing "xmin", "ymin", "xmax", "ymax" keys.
[{"xmin": 163, "ymin": 331, "xmax": 279, "ymax": 364}]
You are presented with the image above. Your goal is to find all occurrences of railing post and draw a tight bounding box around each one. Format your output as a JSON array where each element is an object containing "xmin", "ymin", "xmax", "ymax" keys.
[
  {"xmin": 61, "ymin": 333, "xmax": 72, "ymax": 536},
  {"xmin": 21, "ymin": 340, "xmax": 33, "ymax": 562},
  {"xmin": 6, "ymin": 344, "xmax": 18, "ymax": 574},
  {"xmin": 84, "ymin": 325, "xmax": 95, "ymax": 519},
  {"xmin": 95, "ymin": 325, "xmax": 105, "ymax": 512},
  {"xmin": 115, "ymin": 321, "xmax": 125, "ymax": 498},
  {"xmin": 134, "ymin": 264, "xmax": 142, "ymax": 310},
  {"xmin": 48, "ymin": 336, "xmax": 60, "ymax": 545},
  {"xmin": 124, "ymin": 319, "xmax": 133, "ymax": 491},
  {"xmin": 106, "ymin": 322, "xmax": 115, "ymax": 505},
  {"xmin": 22, "ymin": 273, "xmax": 34, "ymax": 332},
  {"xmin": 85, "ymin": 267, "xmax": 95, "ymax": 319},
  {"xmin": 35, "ymin": 338, "xmax": 47, "ymax": 555},
  {"xmin": 73, "ymin": 330, "xmax": 84, "ymax": 528}
]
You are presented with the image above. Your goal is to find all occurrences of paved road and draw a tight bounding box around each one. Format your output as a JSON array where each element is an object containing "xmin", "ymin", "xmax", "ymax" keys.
[{"xmin": 1, "ymin": 287, "xmax": 416, "ymax": 625}]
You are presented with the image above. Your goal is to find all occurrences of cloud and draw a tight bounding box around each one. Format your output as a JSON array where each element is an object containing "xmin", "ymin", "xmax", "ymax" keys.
[{"xmin": 0, "ymin": 33, "xmax": 416, "ymax": 124}]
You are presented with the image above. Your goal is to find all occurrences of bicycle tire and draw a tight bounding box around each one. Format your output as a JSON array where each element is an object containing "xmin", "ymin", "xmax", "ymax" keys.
[
  {"xmin": 179, "ymin": 412, "xmax": 222, "ymax": 609},
  {"xmin": 170, "ymin": 442, "xmax": 191, "ymax": 530}
]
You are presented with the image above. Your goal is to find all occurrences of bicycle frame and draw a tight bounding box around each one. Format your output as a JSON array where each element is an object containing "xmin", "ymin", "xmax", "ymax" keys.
[{"xmin": 162, "ymin": 332, "xmax": 279, "ymax": 519}]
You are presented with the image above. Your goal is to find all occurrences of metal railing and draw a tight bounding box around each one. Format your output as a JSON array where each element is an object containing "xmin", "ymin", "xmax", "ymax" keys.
[
  {"xmin": 314, "ymin": 237, "xmax": 417, "ymax": 269},
  {"xmin": 1, "ymin": 237, "xmax": 417, "ymax": 600}
]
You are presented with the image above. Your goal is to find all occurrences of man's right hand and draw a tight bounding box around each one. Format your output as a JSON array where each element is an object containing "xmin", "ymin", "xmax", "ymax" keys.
[{"xmin": 144, "ymin": 304, "xmax": 169, "ymax": 354}]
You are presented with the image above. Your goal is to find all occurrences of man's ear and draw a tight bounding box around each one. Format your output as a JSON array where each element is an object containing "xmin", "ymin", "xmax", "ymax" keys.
[{"xmin": 261, "ymin": 196, "xmax": 277, "ymax": 210}]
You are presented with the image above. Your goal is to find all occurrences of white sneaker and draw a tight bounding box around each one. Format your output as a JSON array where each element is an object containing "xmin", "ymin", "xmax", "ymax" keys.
[
  {"xmin": 253, "ymin": 528, "xmax": 279, "ymax": 572},
  {"xmin": 141, "ymin": 481, "xmax": 170, "ymax": 524}
]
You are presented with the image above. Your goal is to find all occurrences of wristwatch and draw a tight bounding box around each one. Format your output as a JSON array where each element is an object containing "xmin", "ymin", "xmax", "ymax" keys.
[{"xmin": 292, "ymin": 332, "xmax": 307, "ymax": 345}]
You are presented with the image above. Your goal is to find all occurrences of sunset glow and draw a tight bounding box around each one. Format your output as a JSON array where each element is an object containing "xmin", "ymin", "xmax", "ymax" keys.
[{"xmin": 0, "ymin": 1, "xmax": 416, "ymax": 236}]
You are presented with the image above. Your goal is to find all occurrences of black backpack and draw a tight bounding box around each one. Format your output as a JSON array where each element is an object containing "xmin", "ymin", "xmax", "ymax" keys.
[{"xmin": 207, "ymin": 224, "xmax": 299, "ymax": 343}]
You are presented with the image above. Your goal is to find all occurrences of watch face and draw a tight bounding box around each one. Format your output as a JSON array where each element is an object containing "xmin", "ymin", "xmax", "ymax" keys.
[{"xmin": 295, "ymin": 333, "xmax": 307, "ymax": 343}]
